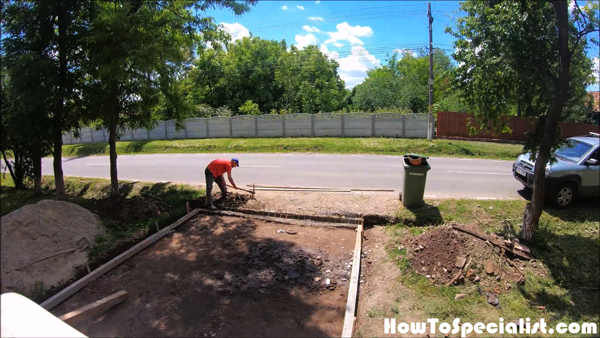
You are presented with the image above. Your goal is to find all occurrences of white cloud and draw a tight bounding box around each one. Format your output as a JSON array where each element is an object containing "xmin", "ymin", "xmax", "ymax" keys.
[
  {"xmin": 333, "ymin": 42, "xmax": 344, "ymax": 48},
  {"xmin": 569, "ymin": 0, "xmax": 576, "ymax": 13},
  {"xmin": 302, "ymin": 25, "xmax": 322, "ymax": 33},
  {"xmin": 394, "ymin": 48, "xmax": 417, "ymax": 57},
  {"xmin": 329, "ymin": 45, "xmax": 381, "ymax": 88},
  {"xmin": 315, "ymin": 0, "xmax": 321, "ymax": 3},
  {"xmin": 324, "ymin": 22, "xmax": 373, "ymax": 46},
  {"xmin": 308, "ymin": 16, "xmax": 324, "ymax": 21},
  {"xmin": 297, "ymin": 5, "xmax": 304, "ymax": 10},
  {"xmin": 220, "ymin": 22, "xmax": 250, "ymax": 41},
  {"xmin": 295, "ymin": 33, "xmax": 318, "ymax": 50},
  {"xmin": 593, "ymin": 57, "xmax": 599, "ymax": 83},
  {"xmin": 280, "ymin": 5, "xmax": 288, "ymax": 10}
]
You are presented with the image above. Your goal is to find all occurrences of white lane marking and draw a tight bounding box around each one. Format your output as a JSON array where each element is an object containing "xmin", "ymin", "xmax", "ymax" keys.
[
  {"xmin": 447, "ymin": 171, "xmax": 511, "ymax": 175},
  {"xmin": 244, "ymin": 165, "xmax": 282, "ymax": 168}
]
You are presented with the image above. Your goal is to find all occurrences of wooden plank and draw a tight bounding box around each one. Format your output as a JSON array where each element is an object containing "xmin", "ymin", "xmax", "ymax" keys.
[
  {"xmin": 41, "ymin": 209, "xmax": 201, "ymax": 310},
  {"xmin": 247, "ymin": 184, "xmax": 394, "ymax": 192},
  {"xmin": 58, "ymin": 291, "xmax": 128, "ymax": 325},
  {"xmin": 252, "ymin": 188, "xmax": 351, "ymax": 192},
  {"xmin": 341, "ymin": 220, "xmax": 363, "ymax": 338}
]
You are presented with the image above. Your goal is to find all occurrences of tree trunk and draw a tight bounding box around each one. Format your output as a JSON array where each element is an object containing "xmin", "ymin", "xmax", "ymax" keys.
[
  {"xmin": 53, "ymin": 0, "xmax": 67, "ymax": 200},
  {"xmin": 520, "ymin": 0, "xmax": 571, "ymax": 242},
  {"xmin": 109, "ymin": 83, "xmax": 120, "ymax": 196},
  {"xmin": 2, "ymin": 149, "xmax": 20, "ymax": 189},
  {"xmin": 32, "ymin": 140, "xmax": 42, "ymax": 195}
]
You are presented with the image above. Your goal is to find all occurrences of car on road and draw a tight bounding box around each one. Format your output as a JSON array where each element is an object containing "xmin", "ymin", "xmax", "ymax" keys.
[{"xmin": 512, "ymin": 132, "xmax": 600, "ymax": 208}]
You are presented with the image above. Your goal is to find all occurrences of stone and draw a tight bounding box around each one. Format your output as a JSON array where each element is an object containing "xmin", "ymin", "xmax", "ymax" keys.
[
  {"xmin": 474, "ymin": 276, "xmax": 480, "ymax": 282},
  {"xmin": 455, "ymin": 294, "xmax": 467, "ymax": 300},
  {"xmin": 495, "ymin": 275, "xmax": 501, "ymax": 281},
  {"xmin": 494, "ymin": 286, "xmax": 501, "ymax": 295},
  {"xmin": 455, "ymin": 256, "xmax": 467, "ymax": 268},
  {"xmin": 426, "ymin": 275, "xmax": 431, "ymax": 279},
  {"xmin": 419, "ymin": 245, "xmax": 425, "ymax": 250},
  {"xmin": 421, "ymin": 267, "xmax": 428, "ymax": 272},
  {"xmin": 316, "ymin": 256, "xmax": 322, "ymax": 260},
  {"xmin": 314, "ymin": 277, "xmax": 321, "ymax": 282},
  {"xmin": 466, "ymin": 269, "xmax": 474, "ymax": 278},
  {"xmin": 325, "ymin": 270, "xmax": 331, "ymax": 274},
  {"xmin": 286, "ymin": 229, "xmax": 297, "ymax": 235},
  {"xmin": 484, "ymin": 260, "xmax": 495, "ymax": 275},
  {"xmin": 325, "ymin": 278, "xmax": 331, "ymax": 285}
]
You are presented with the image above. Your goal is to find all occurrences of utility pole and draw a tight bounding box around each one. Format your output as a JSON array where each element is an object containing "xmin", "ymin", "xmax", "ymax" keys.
[{"xmin": 427, "ymin": 2, "xmax": 434, "ymax": 140}]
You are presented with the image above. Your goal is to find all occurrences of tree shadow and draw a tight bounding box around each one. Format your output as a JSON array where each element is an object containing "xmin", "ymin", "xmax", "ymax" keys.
[
  {"xmin": 51, "ymin": 213, "xmax": 344, "ymax": 337},
  {"xmin": 516, "ymin": 188, "xmax": 599, "ymax": 223},
  {"xmin": 64, "ymin": 143, "xmax": 110, "ymax": 157},
  {"xmin": 516, "ymin": 226, "xmax": 599, "ymax": 322},
  {"xmin": 122, "ymin": 140, "xmax": 153, "ymax": 154}
]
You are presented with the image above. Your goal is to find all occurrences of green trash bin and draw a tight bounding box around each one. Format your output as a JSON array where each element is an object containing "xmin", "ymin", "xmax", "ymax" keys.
[{"xmin": 400, "ymin": 153, "xmax": 431, "ymax": 208}]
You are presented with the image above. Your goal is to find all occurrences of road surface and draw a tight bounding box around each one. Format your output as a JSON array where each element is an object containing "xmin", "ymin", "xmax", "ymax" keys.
[{"xmin": 37, "ymin": 153, "xmax": 523, "ymax": 199}]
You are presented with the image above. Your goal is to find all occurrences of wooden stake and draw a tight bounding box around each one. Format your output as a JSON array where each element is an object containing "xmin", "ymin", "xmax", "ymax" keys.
[
  {"xmin": 85, "ymin": 263, "xmax": 91, "ymax": 274},
  {"xmin": 186, "ymin": 202, "xmax": 190, "ymax": 214},
  {"xmin": 58, "ymin": 291, "xmax": 128, "ymax": 325},
  {"xmin": 446, "ymin": 256, "xmax": 470, "ymax": 286},
  {"xmin": 342, "ymin": 219, "xmax": 363, "ymax": 338},
  {"xmin": 155, "ymin": 221, "xmax": 160, "ymax": 232}
]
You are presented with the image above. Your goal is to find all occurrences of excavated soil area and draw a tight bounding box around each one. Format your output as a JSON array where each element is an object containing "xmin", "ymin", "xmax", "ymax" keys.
[
  {"xmin": 52, "ymin": 214, "xmax": 356, "ymax": 337},
  {"xmin": 89, "ymin": 195, "xmax": 169, "ymax": 224},
  {"xmin": 406, "ymin": 224, "xmax": 524, "ymax": 287}
]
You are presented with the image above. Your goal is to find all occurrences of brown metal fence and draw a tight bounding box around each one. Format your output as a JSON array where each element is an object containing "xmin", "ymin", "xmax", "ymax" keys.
[{"xmin": 436, "ymin": 111, "xmax": 600, "ymax": 142}]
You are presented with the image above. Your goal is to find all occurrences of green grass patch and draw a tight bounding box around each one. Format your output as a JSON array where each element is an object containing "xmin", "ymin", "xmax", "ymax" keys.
[
  {"xmin": 1, "ymin": 175, "xmax": 204, "ymax": 264},
  {"xmin": 61, "ymin": 137, "xmax": 523, "ymax": 160},
  {"xmin": 388, "ymin": 198, "xmax": 599, "ymax": 333}
]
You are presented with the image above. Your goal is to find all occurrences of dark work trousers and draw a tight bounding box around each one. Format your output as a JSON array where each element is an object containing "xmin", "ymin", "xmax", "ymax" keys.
[{"xmin": 205, "ymin": 167, "xmax": 227, "ymax": 206}]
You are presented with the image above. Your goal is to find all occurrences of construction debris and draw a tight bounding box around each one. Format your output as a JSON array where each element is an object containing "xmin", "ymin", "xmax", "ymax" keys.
[{"xmin": 58, "ymin": 291, "xmax": 128, "ymax": 325}]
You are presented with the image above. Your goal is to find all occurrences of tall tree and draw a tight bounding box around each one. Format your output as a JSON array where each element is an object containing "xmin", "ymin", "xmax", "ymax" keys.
[
  {"xmin": 84, "ymin": 0, "xmax": 254, "ymax": 196},
  {"xmin": 449, "ymin": 0, "xmax": 599, "ymax": 241}
]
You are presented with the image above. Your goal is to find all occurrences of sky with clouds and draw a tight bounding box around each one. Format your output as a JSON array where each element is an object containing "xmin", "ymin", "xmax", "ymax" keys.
[{"xmin": 208, "ymin": 1, "xmax": 599, "ymax": 91}]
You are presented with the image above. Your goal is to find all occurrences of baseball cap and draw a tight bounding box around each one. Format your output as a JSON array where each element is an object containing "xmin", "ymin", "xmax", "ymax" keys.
[{"xmin": 232, "ymin": 158, "xmax": 239, "ymax": 166}]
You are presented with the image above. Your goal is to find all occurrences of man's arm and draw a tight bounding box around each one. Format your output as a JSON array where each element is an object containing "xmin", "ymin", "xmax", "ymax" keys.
[{"xmin": 227, "ymin": 172, "xmax": 238, "ymax": 190}]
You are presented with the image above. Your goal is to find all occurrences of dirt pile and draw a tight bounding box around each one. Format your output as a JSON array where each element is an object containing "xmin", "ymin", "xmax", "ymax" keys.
[
  {"xmin": 1, "ymin": 200, "xmax": 103, "ymax": 295},
  {"xmin": 89, "ymin": 195, "xmax": 169, "ymax": 224},
  {"xmin": 407, "ymin": 224, "xmax": 523, "ymax": 287}
]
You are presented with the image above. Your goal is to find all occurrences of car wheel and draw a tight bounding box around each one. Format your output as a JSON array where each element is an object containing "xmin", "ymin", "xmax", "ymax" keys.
[{"xmin": 552, "ymin": 183, "xmax": 577, "ymax": 209}]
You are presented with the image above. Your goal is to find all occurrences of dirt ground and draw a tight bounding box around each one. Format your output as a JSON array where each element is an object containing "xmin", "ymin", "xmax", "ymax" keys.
[
  {"xmin": 89, "ymin": 195, "xmax": 170, "ymax": 225},
  {"xmin": 241, "ymin": 191, "xmax": 399, "ymax": 217},
  {"xmin": 353, "ymin": 226, "xmax": 426, "ymax": 338},
  {"xmin": 52, "ymin": 214, "xmax": 357, "ymax": 337}
]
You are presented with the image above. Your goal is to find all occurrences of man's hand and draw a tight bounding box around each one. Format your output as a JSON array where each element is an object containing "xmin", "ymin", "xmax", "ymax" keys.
[{"xmin": 227, "ymin": 174, "xmax": 238, "ymax": 190}]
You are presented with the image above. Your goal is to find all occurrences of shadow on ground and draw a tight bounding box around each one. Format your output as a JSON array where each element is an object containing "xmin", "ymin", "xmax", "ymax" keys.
[
  {"xmin": 399, "ymin": 202, "xmax": 443, "ymax": 227},
  {"xmin": 52, "ymin": 214, "xmax": 346, "ymax": 337}
]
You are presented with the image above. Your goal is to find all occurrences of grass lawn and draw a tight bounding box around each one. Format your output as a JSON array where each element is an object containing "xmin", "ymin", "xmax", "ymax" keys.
[
  {"xmin": 62, "ymin": 137, "xmax": 524, "ymax": 160},
  {"xmin": 380, "ymin": 198, "xmax": 600, "ymax": 336},
  {"xmin": 1, "ymin": 175, "xmax": 204, "ymax": 270}
]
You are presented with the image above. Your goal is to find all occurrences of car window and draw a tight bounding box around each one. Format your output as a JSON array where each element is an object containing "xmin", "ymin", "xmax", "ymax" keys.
[{"xmin": 555, "ymin": 140, "xmax": 593, "ymax": 162}]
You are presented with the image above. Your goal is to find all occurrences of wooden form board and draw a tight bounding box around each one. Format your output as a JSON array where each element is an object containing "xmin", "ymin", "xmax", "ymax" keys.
[
  {"xmin": 41, "ymin": 209, "xmax": 201, "ymax": 310},
  {"xmin": 58, "ymin": 291, "xmax": 128, "ymax": 325},
  {"xmin": 341, "ymin": 221, "xmax": 363, "ymax": 338}
]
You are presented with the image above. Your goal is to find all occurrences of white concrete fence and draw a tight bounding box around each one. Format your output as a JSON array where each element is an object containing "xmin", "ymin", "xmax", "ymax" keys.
[{"xmin": 62, "ymin": 113, "xmax": 435, "ymax": 144}]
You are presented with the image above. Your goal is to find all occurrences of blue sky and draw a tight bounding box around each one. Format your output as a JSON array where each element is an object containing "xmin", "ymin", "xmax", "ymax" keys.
[{"xmin": 208, "ymin": 0, "xmax": 599, "ymax": 91}]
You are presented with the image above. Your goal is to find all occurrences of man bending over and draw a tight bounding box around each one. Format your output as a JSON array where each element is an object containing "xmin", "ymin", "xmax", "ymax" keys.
[{"xmin": 205, "ymin": 158, "xmax": 239, "ymax": 210}]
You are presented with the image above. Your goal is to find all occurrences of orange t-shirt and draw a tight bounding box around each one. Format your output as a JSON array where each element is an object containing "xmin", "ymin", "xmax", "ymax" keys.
[{"xmin": 208, "ymin": 159, "xmax": 232, "ymax": 178}]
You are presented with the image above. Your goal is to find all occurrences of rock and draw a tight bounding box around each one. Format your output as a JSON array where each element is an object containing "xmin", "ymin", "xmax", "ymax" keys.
[
  {"xmin": 489, "ymin": 206, "xmax": 493, "ymax": 210},
  {"xmin": 495, "ymin": 275, "xmax": 501, "ymax": 281},
  {"xmin": 419, "ymin": 245, "xmax": 424, "ymax": 250},
  {"xmin": 421, "ymin": 260, "xmax": 425, "ymax": 264},
  {"xmin": 437, "ymin": 262, "xmax": 442, "ymax": 266},
  {"xmin": 455, "ymin": 256, "xmax": 467, "ymax": 268},
  {"xmin": 494, "ymin": 286, "xmax": 501, "ymax": 295},
  {"xmin": 505, "ymin": 283, "xmax": 512, "ymax": 290},
  {"xmin": 474, "ymin": 276, "xmax": 480, "ymax": 282},
  {"xmin": 328, "ymin": 285, "xmax": 336, "ymax": 291},
  {"xmin": 277, "ymin": 229, "xmax": 286, "ymax": 234},
  {"xmin": 316, "ymin": 256, "xmax": 322, "ymax": 260},
  {"xmin": 455, "ymin": 294, "xmax": 467, "ymax": 300},
  {"xmin": 443, "ymin": 268, "xmax": 448, "ymax": 273},
  {"xmin": 325, "ymin": 270, "xmax": 331, "ymax": 274},
  {"xmin": 466, "ymin": 269, "xmax": 474, "ymax": 278},
  {"xmin": 325, "ymin": 278, "xmax": 331, "ymax": 285},
  {"xmin": 486, "ymin": 291, "xmax": 500, "ymax": 308},
  {"xmin": 421, "ymin": 267, "xmax": 428, "ymax": 272},
  {"xmin": 314, "ymin": 277, "xmax": 321, "ymax": 282},
  {"xmin": 484, "ymin": 260, "xmax": 495, "ymax": 275},
  {"xmin": 398, "ymin": 246, "xmax": 404, "ymax": 250},
  {"xmin": 286, "ymin": 229, "xmax": 297, "ymax": 235},
  {"xmin": 426, "ymin": 275, "xmax": 431, "ymax": 279}
]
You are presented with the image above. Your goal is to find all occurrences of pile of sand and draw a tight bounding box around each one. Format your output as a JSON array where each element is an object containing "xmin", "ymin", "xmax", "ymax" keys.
[{"xmin": 1, "ymin": 200, "xmax": 103, "ymax": 295}]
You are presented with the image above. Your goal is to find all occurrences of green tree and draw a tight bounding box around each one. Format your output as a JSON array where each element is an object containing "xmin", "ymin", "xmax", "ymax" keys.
[
  {"xmin": 83, "ymin": 0, "xmax": 254, "ymax": 196},
  {"xmin": 448, "ymin": 0, "xmax": 599, "ymax": 241},
  {"xmin": 239, "ymin": 100, "xmax": 262, "ymax": 115},
  {"xmin": 276, "ymin": 45, "xmax": 348, "ymax": 114}
]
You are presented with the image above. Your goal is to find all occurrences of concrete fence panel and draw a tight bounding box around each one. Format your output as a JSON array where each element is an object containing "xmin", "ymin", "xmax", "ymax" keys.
[
  {"xmin": 404, "ymin": 114, "xmax": 430, "ymax": 138},
  {"xmin": 257, "ymin": 115, "xmax": 284, "ymax": 137},
  {"xmin": 166, "ymin": 120, "xmax": 186, "ymax": 139},
  {"xmin": 147, "ymin": 121, "xmax": 166, "ymax": 140},
  {"xmin": 374, "ymin": 113, "xmax": 404, "ymax": 137},
  {"xmin": 208, "ymin": 117, "xmax": 231, "ymax": 138},
  {"xmin": 344, "ymin": 113, "xmax": 373, "ymax": 137},
  {"xmin": 232, "ymin": 115, "xmax": 256, "ymax": 138},
  {"xmin": 314, "ymin": 113, "xmax": 342, "ymax": 137},
  {"xmin": 284, "ymin": 114, "xmax": 312, "ymax": 137},
  {"xmin": 185, "ymin": 118, "xmax": 208, "ymax": 139},
  {"xmin": 132, "ymin": 128, "xmax": 148, "ymax": 141}
]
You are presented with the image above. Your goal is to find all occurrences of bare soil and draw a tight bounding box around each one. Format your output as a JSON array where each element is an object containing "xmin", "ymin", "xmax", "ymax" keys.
[
  {"xmin": 52, "ymin": 214, "xmax": 356, "ymax": 337},
  {"xmin": 353, "ymin": 226, "xmax": 425, "ymax": 338},
  {"xmin": 407, "ymin": 224, "xmax": 524, "ymax": 286},
  {"xmin": 241, "ymin": 191, "xmax": 399, "ymax": 217}
]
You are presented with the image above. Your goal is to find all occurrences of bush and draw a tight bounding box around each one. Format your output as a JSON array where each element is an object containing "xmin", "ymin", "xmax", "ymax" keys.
[{"xmin": 238, "ymin": 100, "xmax": 261, "ymax": 116}]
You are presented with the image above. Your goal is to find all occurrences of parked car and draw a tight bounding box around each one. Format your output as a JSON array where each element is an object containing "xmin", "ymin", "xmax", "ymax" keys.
[{"xmin": 512, "ymin": 132, "xmax": 600, "ymax": 208}]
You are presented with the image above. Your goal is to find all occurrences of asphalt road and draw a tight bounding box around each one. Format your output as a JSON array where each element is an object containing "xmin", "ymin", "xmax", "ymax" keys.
[{"xmin": 37, "ymin": 153, "xmax": 523, "ymax": 199}]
